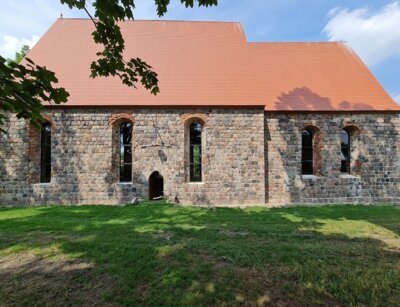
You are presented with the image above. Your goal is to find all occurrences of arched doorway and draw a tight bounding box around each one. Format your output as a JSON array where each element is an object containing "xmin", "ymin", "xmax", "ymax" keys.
[{"xmin": 149, "ymin": 171, "xmax": 164, "ymax": 200}]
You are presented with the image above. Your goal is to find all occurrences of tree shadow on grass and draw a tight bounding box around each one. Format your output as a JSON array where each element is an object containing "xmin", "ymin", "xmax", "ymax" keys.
[{"xmin": 0, "ymin": 203, "xmax": 399, "ymax": 306}]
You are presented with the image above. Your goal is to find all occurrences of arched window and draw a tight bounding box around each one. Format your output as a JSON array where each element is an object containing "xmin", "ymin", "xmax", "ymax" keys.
[
  {"xmin": 189, "ymin": 122, "xmax": 202, "ymax": 182},
  {"xmin": 302, "ymin": 129, "xmax": 313, "ymax": 175},
  {"xmin": 340, "ymin": 129, "xmax": 350, "ymax": 173},
  {"xmin": 120, "ymin": 122, "xmax": 132, "ymax": 182},
  {"xmin": 40, "ymin": 122, "xmax": 51, "ymax": 183}
]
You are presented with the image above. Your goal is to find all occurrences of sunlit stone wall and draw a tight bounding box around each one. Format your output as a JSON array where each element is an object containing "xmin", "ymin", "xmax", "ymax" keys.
[
  {"xmin": 0, "ymin": 108, "xmax": 265, "ymax": 206},
  {"xmin": 1, "ymin": 109, "xmax": 399, "ymax": 206}
]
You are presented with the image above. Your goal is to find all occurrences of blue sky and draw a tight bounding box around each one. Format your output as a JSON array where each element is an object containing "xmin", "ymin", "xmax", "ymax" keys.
[{"xmin": 0, "ymin": 0, "xmax": 399, "ymax": 103}]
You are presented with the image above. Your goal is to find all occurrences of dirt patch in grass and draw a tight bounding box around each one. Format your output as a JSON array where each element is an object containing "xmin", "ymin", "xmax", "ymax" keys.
[
  {"xmin": 195, "ymin": 251, "xmax": 342, "ymax": 306},
  {"xmin": 0, "ymin": 252, "xmax": 118, "ymax": 306},
  {"xmin": 219, "ymin": 229, "xmax": 251, "ymax": 237},
  {"xmin": 152, "ymin": 231, "xmax": 175, "ymax": 240},
  {"xmin": 195, "ymin": 252, "xmax": 291, "ymax": 306}
]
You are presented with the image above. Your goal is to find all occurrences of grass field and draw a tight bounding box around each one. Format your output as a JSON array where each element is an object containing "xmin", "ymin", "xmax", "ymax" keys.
[{"xmin": 0, "ymin": 202, "xmax": 399, "ymax": 306}]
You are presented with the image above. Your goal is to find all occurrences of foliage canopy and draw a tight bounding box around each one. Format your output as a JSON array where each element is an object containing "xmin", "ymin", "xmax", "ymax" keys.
[{"xmin": 0, "ymin": 0, "xmax": 218, "ymax": 131}]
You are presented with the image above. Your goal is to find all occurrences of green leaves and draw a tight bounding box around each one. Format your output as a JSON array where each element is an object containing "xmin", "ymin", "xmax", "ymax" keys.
[
  {"xmin": 1, "ymin": 0, "xmax": 218, "ymax": 132},
  {"xmin": 61, "ymin": 0, "xmax": 161, "ymax": 95},
  {"xmin": 66, "ymin": 0, "xmax": 218, "ymax": 96},
  {"xmin": 0, "ymin": 55, "xmax": 69, "ymax": 132},
  {"xmin": 155, "ymin": 0, "xmax": 218, "ymax": 16},
  {"xmin": 6, "ymin": 45, "xmax": 30, "ymax": 65}
]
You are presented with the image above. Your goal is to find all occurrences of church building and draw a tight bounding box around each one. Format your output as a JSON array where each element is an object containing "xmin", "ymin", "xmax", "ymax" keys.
[{"xmin": 1, "ymin": 19, "xmax": 399, "ymax": 206}]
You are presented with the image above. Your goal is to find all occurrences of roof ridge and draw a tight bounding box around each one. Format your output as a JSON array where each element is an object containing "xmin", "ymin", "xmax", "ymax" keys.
[{"xmin": 57, "ymin": 17, "xmax": 241, "ymax": 24}]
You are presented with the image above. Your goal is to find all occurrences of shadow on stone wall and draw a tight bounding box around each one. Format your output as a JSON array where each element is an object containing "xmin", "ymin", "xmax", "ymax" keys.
[
  {"xmin": 0, "ymin": 120, "xmax": 10, "ymax": 205},
  {"xmin": 0, "ymin": 115, "xmax": 31, "ymax": 206},
  {"xmin": 267, "ymin": 87, "xmax": 399, "ymax": 204},
  {"xmin": 51, "ymin": 110, "xmax": 82, "ymax": 205}
]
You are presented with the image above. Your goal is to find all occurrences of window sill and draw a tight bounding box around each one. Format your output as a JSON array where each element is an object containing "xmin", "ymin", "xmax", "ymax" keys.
[
  {"xmin": 340, "ymin": 174, "xmax": 360, "ymax": 179},
  {"xmin": 188, "ymin": 182, "xmax": 205, "ymax": 185},
  {"xmin": 117, "ymin": 182, "xmax": 132, "ymax": 185},
  {"xmin": 301, "ymin": 175, "xmax": 318, "ymax": 180},
  {"xmin": 32, "ymin": 182, "xmax": 52, "ymax": 187}
]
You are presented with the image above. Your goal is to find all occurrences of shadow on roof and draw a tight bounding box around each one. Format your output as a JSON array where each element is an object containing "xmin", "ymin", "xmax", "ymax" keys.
[{"xmin": 275, "ymin": 87, "xmax": 375, "ymax": 111}]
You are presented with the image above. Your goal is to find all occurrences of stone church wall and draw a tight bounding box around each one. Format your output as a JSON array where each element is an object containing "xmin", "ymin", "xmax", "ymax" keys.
[
  {"xmin": 0, "ymin": 108, "xmax": 266, "ymax": 206},
  {"xmin": 1, "ymin": 109, "xmax": 399, "ymax": 206},
  {"xmin": 265, "ymin": 113, "xmax": 400, "ymax": 205}
]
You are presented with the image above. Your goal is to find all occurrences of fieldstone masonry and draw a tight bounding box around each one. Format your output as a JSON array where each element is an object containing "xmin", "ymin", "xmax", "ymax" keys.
[
  {"xmin": 265, "ymin": 113, "xmax": 400, "ymax": 205},
  {"xmin": 0, "ymin": 108, "xmax": 265, "ymax": 206},
  {"xmin": 0, "ymin": 108, "xmax": 399, "ymax": 206}
]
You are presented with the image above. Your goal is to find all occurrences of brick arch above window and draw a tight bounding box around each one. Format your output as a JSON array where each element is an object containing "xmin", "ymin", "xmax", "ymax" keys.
[
  {"xmin": 26, "ymin": 116, "xmax": 56, "ymax": 132},
  {"xmin": 180, "ymin": 113, "xmax": 208, "ymax": 126},
  {"xmin": 341, "ymin": 124, "xmax": 361, "ymax": 136},
  {"xmin": 108, "ymin": 113, "xmax": 135, "ymax": 127},
  {"xmin": 302, "ymin": 124, "xmax": 321, "ymax": 134}
]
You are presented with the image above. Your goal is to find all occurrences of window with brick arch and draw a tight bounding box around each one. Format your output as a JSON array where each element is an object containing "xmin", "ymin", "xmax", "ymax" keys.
[
  {"xmin": 302, "ymin": 129, "xmax": 313, "ymax": 175},
  {"xmin": 120, "ymin": 122, "xmax": 133, "ymax": 182},
  {"xmin": 189, "ymin": 122, "xmax": 202, "ymax": 182},
  {"xmin": 340, "ymin": 129, "xmax": 351, "ymax": 173},
  {"xmin": 40, "ymin": 122, "xmax": 51, "ymax": 183}
]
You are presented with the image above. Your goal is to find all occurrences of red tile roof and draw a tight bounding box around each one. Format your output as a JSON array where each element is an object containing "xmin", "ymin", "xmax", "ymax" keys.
[{"xmin": 27, "ymin": 19, "xmax": 400, "ymax": 111}]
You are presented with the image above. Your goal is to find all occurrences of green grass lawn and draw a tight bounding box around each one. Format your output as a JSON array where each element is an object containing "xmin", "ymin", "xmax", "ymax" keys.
[{"xmin": 0, "ymin": 202, "xmax": 399, "ymax": 306}]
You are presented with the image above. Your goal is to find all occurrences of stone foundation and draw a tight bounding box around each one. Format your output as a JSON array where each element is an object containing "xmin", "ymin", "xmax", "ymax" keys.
[{"xmin": 0, "ymin": 108, "xmax": 399, "ymax": 206}]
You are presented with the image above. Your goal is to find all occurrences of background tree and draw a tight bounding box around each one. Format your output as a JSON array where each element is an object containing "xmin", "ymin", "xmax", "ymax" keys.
[
  {"xmin": 7, "ymin": 45, "xmax": 31, "ymax": 65},
  {"xmin": 0, "ymin": 0, "xmax": 218, "ymax": 132}
]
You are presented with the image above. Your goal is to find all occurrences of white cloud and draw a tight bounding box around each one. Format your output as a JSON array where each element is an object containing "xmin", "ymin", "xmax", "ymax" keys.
[
  {"xmin": 0, "ymin": 0, "xmax": 88, "ymax": 60},
  {"xmin": 394, "ymin": 94, "xmax": 400, "ymax": 104},
  {"xmin": 0, "ymin": 35, "xmax": 39, "ymax": 59},
  {"xmin": 324, "ymin": 2, "xmax": 400, "ymax": 66}
]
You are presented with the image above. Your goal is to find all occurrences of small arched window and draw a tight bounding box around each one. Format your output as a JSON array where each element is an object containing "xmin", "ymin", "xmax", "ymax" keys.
[
  {"xmin": 340, "ymin": 129, "xmax": 350, "ymax": 173},
  {"xmin": 302, "ymin": 129, "xmax": 313, "ymax": 175},
  {"xmin": 120, "ymin": 122, "xmax": 132, "ymax": 182},
  {"xmin": 189, "ymin": 122, "xmax": 202, "ymax": 182},
  {"xmin": 40, "ymin": 122, "xmax": 51, "ymax": 183}
]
